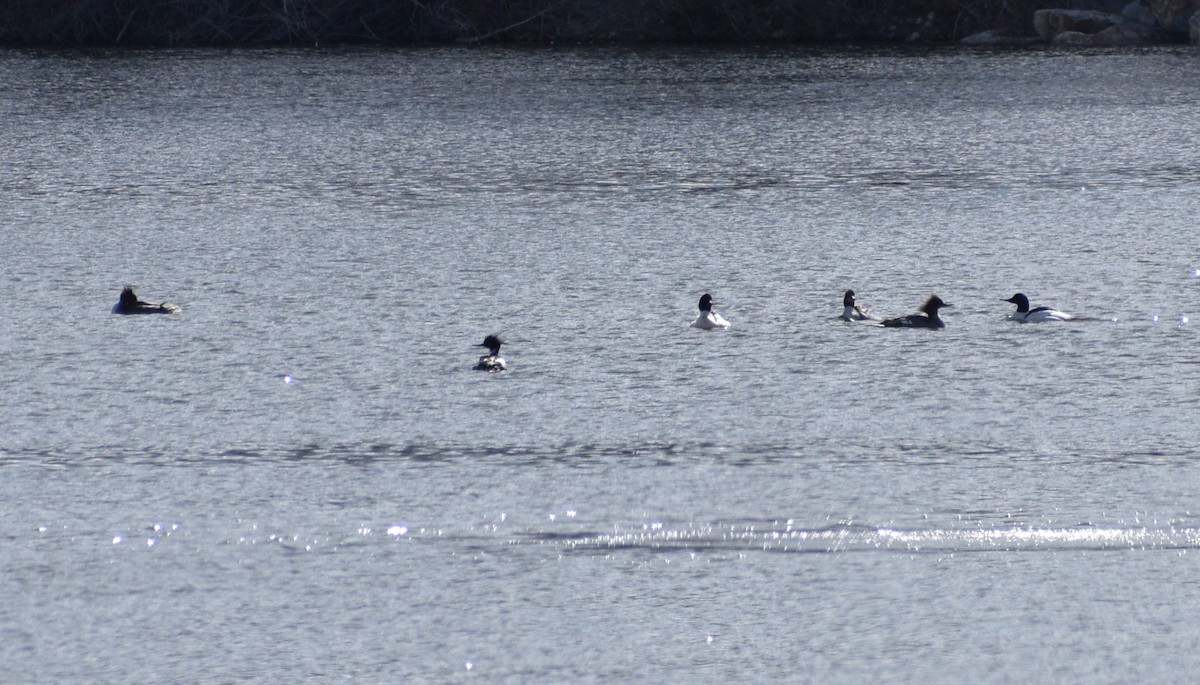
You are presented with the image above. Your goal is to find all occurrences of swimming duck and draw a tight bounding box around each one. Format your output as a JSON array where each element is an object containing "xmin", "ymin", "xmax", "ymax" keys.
[
  {"xmin": 1005, "ymin": 293, "xmax": 1074, "ymax": 322},
  {"xmin": 690, "ymin": 293, "xmax": 730, "ymax": 330},
  {"xmin": 880, "ymin": 295, "xmax": 951, "ymax": 329},
  {"xmin": 112, "ymin": 286, "xmax": 179, "ymax": 315},
  {"xmin": 840, "ymin": 290, "xmax": 878, "ymax": 321},
  {"xmin": 474, "ymin": 335, "xmax": 508, "ymax": 372}
]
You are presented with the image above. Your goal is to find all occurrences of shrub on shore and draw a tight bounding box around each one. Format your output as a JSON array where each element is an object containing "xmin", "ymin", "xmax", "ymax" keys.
[{"xmin": 0, "ymin": 0, "xmax": 1126, "ymax": 46}]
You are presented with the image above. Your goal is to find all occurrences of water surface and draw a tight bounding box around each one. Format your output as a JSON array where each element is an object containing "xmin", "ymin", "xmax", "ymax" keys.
[{"xmin": 2, "ymin": 45, "xmax": 1199, "ymax": 683}]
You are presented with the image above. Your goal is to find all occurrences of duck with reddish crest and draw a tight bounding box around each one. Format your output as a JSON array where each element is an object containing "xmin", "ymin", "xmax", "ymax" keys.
[
  {"xmin": 112, "ymin": 286, "xmax": 179, "ymax": 315},
  {"xmin": 880, "ymin": 294, "xmax": 951, "ymax": 329}
]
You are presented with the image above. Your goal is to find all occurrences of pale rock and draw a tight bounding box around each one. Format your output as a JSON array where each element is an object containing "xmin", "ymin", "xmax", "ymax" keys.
[
  {"xmin": 1034, "ymin": 9, "xmax": 1125, "ymax": 41},
  {"xmin": 1051, "ymin": 21, "xmax": 1162, "ymax": 44}
]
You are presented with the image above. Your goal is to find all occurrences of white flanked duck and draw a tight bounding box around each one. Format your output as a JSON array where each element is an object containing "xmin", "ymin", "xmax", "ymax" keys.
[
  {"xmin": 112, "ymin": 286, "xmax": 179, "ymax": 315},
  {"xmin": 1005, "ymin": 293, "xmax": 1074, "ymax": 322},
  {"xmin": 880, "ymin": 294, "xmax": 951, "ymax": 329},
  {"xmin": 840, "ymin": 290, "xmax": 878, "ymax": 321},
  {"xmin": 474, "ymin": 335, "xmax": 508, "ymax": 372},
  {"xmin": 690, "ymin": 293, "xmax": 730, "ymax": 330}
]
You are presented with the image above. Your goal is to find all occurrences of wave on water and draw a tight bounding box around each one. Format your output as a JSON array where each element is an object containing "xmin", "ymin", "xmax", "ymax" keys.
[
  {"xmin": 2, "ymin": 438, "xmax": 1199, "ymax": 468},
  {"xmin": 523, "ymin": 520, "xmax": 1200, "ymax": 555}
]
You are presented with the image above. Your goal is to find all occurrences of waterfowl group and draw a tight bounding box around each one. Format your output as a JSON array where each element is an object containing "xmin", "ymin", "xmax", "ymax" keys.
[
  {"xmin": 839, "ymin": 290, "xmax": 1079, "ymax": 329},
  {"xmin": 109, "ymin": 285, "xmax": 1087, "ymax": 374}
]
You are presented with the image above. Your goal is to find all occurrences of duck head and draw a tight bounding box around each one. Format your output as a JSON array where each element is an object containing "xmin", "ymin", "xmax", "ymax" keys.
[
  {"xmin": 921, "ymin": 295, "xmax": 951, "ymax": 315},
  {"xmin": 1005, "ymin": 293, "xmax": 1030, "ymax": 313},
  {"xmin": 478, "ymin": 335, "xmax": 503, "ymax": 356},
  {"xmin": 119, "ymin": 286, "xmax": 140, "ymax": 307}
]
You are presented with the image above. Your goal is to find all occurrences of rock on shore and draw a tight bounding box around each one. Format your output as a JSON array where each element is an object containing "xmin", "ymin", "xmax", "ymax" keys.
[{"xmin": 1027, "ymin": 1, "xmax": 1200, "ymax": 45}]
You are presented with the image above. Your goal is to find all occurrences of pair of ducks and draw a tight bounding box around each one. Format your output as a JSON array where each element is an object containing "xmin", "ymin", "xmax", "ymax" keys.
[
  {"xmin": 477, "ymin": 294, "xmax": 730, "ymax": 372},
  {"xmin": 841, "ymin": 290, "xmax": 1073, "ymax": 327},
  {"xmin": 115, "ymin": 284, "xmax": 514, "ymax": 373},
  {"xmin": 474, "ymin": 294, "xmax": 733, "ymax": 371},
  {"xmin": 840, "ymin": 290, "xmax": 952, "ymax": 327},
  {"xmin": 475, "ymin": 294, "xmax": 727, "ymax": 372},
  {"xmin": 476, "ymin": 295, "xmax": 726, "ymax": 372}
]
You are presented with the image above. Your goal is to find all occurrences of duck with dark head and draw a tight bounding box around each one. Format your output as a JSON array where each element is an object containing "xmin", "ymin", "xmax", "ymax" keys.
[
  {"xmin": 840, "ymin": 290, "xmax": 878, "ymax": 321},
  {"xmin": 113, "ymin": 286, "xmax": 180, "ymax": 315},
  {"xmin": 690, "ymin": 293, "xmax": 730, "ymax": 330},
  {"xmin": 474, "ymin": 334, "xmax": 508, "ymax": 372},
  {"xmin": 1005, "ymin": 293, "xmax": 1074, "ymax": 322}
]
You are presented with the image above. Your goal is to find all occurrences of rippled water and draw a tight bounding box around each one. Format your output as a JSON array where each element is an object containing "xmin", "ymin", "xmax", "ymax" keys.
[{"xmin": 2, "ymin": 46, "xmax": 1200, "ymax": 683}]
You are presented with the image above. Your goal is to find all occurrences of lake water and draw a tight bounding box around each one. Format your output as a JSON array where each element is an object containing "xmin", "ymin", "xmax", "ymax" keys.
[{"xmin": 2, "ymin": 44, "xmax": 1199, "ymax": 683}]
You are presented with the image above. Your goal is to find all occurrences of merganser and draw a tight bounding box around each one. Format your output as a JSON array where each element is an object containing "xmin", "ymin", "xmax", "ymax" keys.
[
  {"xmin": 840, "ymin": 290, "xmax": 878, "ymax": 321},
  {"xmin": 1005, "ymin": 293, "xmax": 1074, "ymax": 322},
  {"xmin": 112, "ymin": 286, "xmax": 179, "ymax": 315},
  {"xmin": 690, "ymin": 293, "xmax": 730, "ymax": 330},
  {"xmin": 474, "ymin": 335, "xmax": 508, "ymax": 372},
  {"xmin": 880, "ymin": 295, "xmax": 951, "ymax": 329}
]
